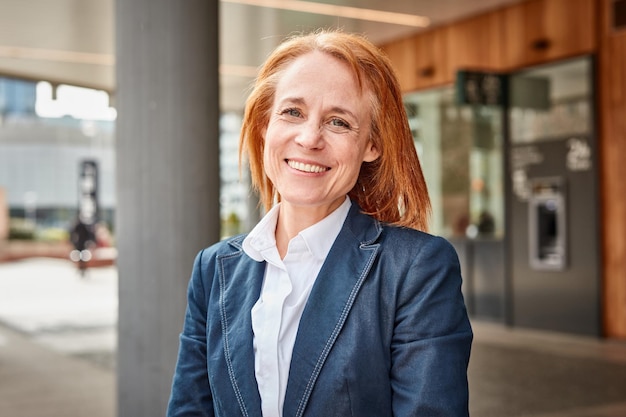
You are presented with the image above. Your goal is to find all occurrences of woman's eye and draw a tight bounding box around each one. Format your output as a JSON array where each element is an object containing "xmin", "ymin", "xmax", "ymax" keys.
[
  {"xmin": 329, "ymin": 118, "xmax": 350, "ymax": 129},
  {"xmin": 281, "ymin": 108, "xmax": 301, "ymax": 118}
]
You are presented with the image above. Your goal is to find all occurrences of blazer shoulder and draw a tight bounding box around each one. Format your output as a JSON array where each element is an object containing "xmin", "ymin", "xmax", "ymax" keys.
[
  {"xmin": 379, "ymin": 225, "xmax": 459, "ymax": 262},
  {"xmin": 345, "ymin": 203, "xmax": 458, "ymax": 263}
]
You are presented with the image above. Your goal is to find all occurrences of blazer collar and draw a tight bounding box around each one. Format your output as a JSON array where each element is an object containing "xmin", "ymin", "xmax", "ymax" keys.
[{"xmin": 219, "ymin": 202, "xmax": 382, "ymax": 417}]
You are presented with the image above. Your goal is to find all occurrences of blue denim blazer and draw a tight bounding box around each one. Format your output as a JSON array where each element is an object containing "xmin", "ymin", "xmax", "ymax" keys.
[{"xmin": 167, "ymin": 202, "xmax": 472, "ymax": 417}]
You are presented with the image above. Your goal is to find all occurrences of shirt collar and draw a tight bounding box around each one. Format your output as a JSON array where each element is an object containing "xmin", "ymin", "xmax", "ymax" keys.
[
  {"xmin": 242, "ymin": 203, "xmax": 281, "ymax": 262},
  {"xmin": 242, "ymin": 196, "xmax": 352, "ymax": 262},
  {"xmin": 299, "ymin": 196, "xmax": 351, "ymax": 261}
]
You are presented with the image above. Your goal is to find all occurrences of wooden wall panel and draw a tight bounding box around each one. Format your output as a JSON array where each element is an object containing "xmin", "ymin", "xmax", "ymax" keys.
[
  {"xmin": 412, "ymin": 28, "xmax": 450, "ymax": 89},
  {"xmin": 544, "ymin": 0, "xmax": 596, "ymax": 55},
  {"xmin": 381, "ymin": 37, "xmax": 419, "ymax": 92},
  {"xmin": 599, "ymin": 0, "xmax": 626, "ymax": 339},
  {"xmin": 446, "ymin": 10, "xmax": 507, "ymax": 76},
  {"xmin": 503, "ymin": 0, "xmax": 596, "ymax": 69},
  {"xmin": 383, "ymin": 0, "xmax": 596, "ymax": 93},
  {"xmin": 500, "ymin": 1, "xmax": 532, "ymax": 67},
  {"xmin": 381, "ymin": 27, "xmax": 450, "ymax": 92}
]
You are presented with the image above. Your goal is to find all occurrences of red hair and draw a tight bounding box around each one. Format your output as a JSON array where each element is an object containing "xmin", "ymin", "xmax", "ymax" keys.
[{"xmin": 240, "ymin": 30, "xmax": 431, "ymax": 231}]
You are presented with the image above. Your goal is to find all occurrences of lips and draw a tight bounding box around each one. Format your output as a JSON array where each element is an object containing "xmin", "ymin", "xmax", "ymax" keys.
[{"xmin": 287, "ymin": 159, "xmax": 330, "ymax": 173}]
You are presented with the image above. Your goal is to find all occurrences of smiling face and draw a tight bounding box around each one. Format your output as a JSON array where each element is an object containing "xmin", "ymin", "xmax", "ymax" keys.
[{"xmin": 262, "ymin": 51, "xmax": 380, "ymax": 219}]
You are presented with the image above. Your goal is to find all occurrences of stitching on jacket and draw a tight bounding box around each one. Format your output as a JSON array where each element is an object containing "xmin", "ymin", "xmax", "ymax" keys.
[
  {"xmin": 218, "ymin": 253, "xmax": 249, "ymax": 417},
  {"xmin": 295, "ymin": 245, "xmax": 379, "ymax": 417}
]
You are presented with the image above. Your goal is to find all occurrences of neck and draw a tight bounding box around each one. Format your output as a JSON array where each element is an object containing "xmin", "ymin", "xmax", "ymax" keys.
[{"xmin": 274, "ymin": 198, "xmax": 346, "ymax": 258}]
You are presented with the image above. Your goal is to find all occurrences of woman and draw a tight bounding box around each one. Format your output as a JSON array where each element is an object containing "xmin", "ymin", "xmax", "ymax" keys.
[{"xmin": 167, "ymin": 30, "xmax": 472, "ymax": 417}]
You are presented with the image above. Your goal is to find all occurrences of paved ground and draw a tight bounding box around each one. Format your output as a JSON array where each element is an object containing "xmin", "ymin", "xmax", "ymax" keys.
[
  {"xmin": 469, "ymin": 323, "xmax": 626, "ymax": 416},
  {"xmin": 0, "ymin": 258, "xmax": 117, "ymax": 365},
  {"xmin": 0, "ymin": 322, "xmax": 115, "ymax": 417},
  {"xmin": 0, "ymin": 258, "xmax": 117, "ymax": 417},
  {"xmin": 1, "ymin": 257, "xmax": 626, "ymax": 417}
]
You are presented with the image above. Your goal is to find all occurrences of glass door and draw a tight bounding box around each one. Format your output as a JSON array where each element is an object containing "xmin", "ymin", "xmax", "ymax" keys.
[{"xmin": 404, "ymin": 87, "xmax": 505, "ymax": 321}]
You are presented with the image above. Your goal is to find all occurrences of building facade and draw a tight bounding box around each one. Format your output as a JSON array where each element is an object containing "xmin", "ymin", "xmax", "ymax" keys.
[{"xmin": 381, "ymin": 0, "xmax": 626, "ymax": 339}]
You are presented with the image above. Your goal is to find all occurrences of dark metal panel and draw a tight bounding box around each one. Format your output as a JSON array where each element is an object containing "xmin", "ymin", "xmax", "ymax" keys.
[
  {"xmin": 449, "ymin": 238, "xmax": 474, "ymax": 315},
  {"xmin": 472, "ymin": 239, "xmax": 506, "ymax": 321},
  {"xmin": 509, "ymin": 138, "xmax": 601, "ymax": 336},
  {"xmin": 450, "ymin": 238, "xmax": 507, "ymax": 322}
]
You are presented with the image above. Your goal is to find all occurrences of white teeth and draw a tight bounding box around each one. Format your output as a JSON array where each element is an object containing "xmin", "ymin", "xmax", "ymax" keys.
[{"xmin": 287, "ymin": 160, "xmax": 328, "ymax": 173}]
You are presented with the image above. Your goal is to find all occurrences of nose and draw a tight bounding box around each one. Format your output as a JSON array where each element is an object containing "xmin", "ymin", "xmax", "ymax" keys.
[{"xmin": 294, "ymin": 120, "xmax": 324, "ymax": 150}]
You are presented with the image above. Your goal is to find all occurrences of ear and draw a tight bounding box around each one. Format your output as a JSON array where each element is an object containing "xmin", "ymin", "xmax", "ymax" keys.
[{"xmin": 362, "ymin": 140, "xmax": 380, "ymax": 163}]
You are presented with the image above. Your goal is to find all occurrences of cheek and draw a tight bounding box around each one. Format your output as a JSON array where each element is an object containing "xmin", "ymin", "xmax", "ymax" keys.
[
  {"xmin": 263, "ymin": 130, "xmax": 280, "ymax": 155},
  {"xmin": 262, "ymin": 122, "xmax": 280, "ymax": 152},
  {"xmin": 262, "ymin": 123, "xmax": 290, "ymax": 163},
  {"xmin": 262, "ymin": 141, "xmax": 279, "ymax": 182},
  {"xmin": 262, "ymin": 146, "xmax": 272, "ymax": 172}
]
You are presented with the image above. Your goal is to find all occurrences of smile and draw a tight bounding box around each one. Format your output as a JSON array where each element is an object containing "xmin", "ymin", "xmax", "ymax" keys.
[{"xmin": 287, "ymin": 159, "xmax": 330, "ymax": 173}]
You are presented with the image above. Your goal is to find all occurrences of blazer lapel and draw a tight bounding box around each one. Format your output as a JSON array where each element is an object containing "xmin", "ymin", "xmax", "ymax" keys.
[
  {"xmin": 283, "ymin": 205, "xmax": 382, "ymax": 417},
  {"xmin": 217, "ymin": 242, "xmax": 265, "ymax": 417}
]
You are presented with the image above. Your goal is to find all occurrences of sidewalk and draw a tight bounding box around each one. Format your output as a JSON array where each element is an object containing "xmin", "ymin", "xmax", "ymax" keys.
[
  {"xmin": 0, "ymin": 257, "xmax": 118, "ymax": 417},
  {"xmin": 0, "ymin": 323, "xmax": 116, "ymax": 417},
  {"xmin": 469, "ymin": 322, "xmax": 626, "ymax": 416},
  {"xmin": 1, "ymin": 258, "xmax": 626, "ymax": 417}
]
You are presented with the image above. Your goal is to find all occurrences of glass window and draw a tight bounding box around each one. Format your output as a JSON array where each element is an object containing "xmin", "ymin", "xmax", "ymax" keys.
[
  {"xmin": 509, "ymin": 58, "xmax": 592, "ymax": 143},
  {"xmin": 219, "ymin": 112, "xmax": 258, "ymax": 237},
  {"xmin": 0, "ymin": 78, "xmax": 116, "ymax": 240},
  {"xmin": 404, "ymin": 87, "xmax": 504, "ymax": 239}
]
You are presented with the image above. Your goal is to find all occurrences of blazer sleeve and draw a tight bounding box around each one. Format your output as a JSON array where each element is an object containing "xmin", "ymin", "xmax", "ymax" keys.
[
  {"xmin": 167, "ymin": 249, "xmax": 215, "ymax": 417},
  {"xmin": 390, "ymin": 235, "xmax": 473, "ymax": 417}
]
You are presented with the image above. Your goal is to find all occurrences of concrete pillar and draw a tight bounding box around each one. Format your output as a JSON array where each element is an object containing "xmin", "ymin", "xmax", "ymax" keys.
[{"xmin": 115, "ymin": 1, "xmax": 220, "ymax": 415}]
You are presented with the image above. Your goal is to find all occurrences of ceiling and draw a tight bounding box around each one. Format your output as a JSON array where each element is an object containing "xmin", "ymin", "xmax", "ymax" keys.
[{"xmin": 0, "ymin": 0, "xmax": 521, "ymax": 111}]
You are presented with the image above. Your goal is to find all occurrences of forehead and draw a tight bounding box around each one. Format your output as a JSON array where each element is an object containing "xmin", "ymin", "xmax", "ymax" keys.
[{"xmin": 274, "ymin": 51, "xmax": 367, "ymax": 104}]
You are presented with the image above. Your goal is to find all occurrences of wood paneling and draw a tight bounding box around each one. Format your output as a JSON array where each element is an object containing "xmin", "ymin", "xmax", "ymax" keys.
[
  {"xmin": 383, "ymin": 0, "xmax": 596, "ymax": 93},
  {"xmin": 446, "ymin": 10, "xmax": 507, "ymax": 76},
  {"xmin": 412, "ymin": 28, "xmax": 450, "ymax": 89},
  {"xmin": 381, "ymin": 27, "xmax": 449, "ymax": 92},
  {"xmin": 503, "ymin": 0, "xmax": 597, "ymax": 69},
  {"xmin": 381, "ymin": 36, "xmax": 419, "ymax": 92},
  {"xmin": 599, "ymin": 0, "xmax": 626, "ymax": 339}
]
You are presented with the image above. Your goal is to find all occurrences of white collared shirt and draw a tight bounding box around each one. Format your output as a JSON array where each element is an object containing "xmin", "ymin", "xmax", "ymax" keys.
[{"xmin": 242, "ymin": 196, "xmax": 351, "ymax": 417}]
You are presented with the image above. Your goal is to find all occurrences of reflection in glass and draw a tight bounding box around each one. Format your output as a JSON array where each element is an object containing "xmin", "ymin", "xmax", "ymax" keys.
[
  {"xmin": 404, "ymin": 88, "xmax": 503, "ymax": 239},
  {"xmin": 509, "ymin": 58, "xmax": 592, "ymax": 143}
]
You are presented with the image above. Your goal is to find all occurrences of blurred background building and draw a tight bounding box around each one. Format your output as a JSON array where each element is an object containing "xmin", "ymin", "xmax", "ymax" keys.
[{"xmin": 0, "ymin": 0, "xmax": 625, "ymax": 415}]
